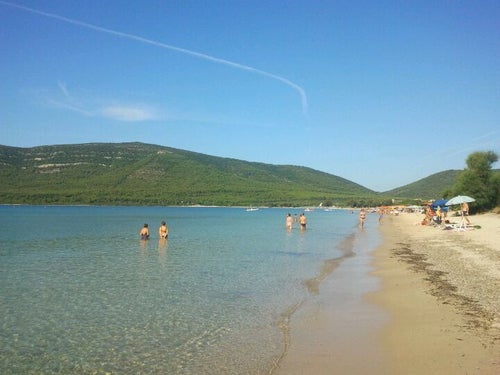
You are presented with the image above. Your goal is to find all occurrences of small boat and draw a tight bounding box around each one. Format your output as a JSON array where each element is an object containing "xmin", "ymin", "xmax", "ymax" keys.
[{"xmin": 246, "ymin": 207, "xmax": 259, "ymax": 212}]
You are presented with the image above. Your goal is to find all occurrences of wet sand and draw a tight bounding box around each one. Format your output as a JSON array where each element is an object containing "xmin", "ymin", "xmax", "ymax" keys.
[
  {"xmin": 274, "ymin": 222, "xmax": 388, "ymax": 374},
  {"xmin": 274, "ymin": 212, "xmax": 500, "ymax": 374}
]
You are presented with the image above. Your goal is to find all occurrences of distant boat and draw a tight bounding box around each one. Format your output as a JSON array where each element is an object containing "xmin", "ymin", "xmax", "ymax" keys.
[{"xmin": 246, "ymin": 207, "xmax": 259, "ymax": 212}]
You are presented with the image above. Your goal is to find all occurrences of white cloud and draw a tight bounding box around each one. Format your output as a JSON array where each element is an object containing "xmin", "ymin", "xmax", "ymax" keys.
[
  {"xmin": 36, "ymin": 82, "xmax": 163, "ymax": 122},
  {"xmin": 100, "ymin": 105, "xmax": 161, "ymax": 122}
]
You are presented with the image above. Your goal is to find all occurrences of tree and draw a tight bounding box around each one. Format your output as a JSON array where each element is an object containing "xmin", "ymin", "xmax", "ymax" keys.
[
  {"xmin": 492, "ymin": 172, "xmax": 500, "ymax": 207},
  {"xmin": 452, "ymin": 151, "xmax": 499, "ymax": 212}
]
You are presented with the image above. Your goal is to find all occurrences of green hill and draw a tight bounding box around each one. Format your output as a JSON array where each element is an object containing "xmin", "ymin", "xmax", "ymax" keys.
[
  {"xmin": 383, "ymin": 168, "xmax": 500, "ymax": 202},
  {"xmin": 382, "ymin": 170, "xmax": 461, "ymax": 200},
  {"xmin": 0, "ymin": 142, "xmax": 377, "ymax": 206}
]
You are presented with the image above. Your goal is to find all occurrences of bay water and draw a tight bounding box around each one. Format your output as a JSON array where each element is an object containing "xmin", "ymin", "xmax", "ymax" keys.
[{"xmin": 0, "ymin": 206, "xmax": 380, "ymax": 374}]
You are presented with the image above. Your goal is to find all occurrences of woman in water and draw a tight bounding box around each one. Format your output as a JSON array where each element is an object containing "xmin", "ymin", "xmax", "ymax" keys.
[{"xmin": 159, "ymin": 221, "xmax": 169, "ymax": 239}]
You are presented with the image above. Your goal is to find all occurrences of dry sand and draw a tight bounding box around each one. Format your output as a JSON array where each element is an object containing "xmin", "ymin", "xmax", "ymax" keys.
[
  {"xmin": 370, "ymin": 212, "xmax": 500, "ymax": 374},
  {"xmin": 274, "ymin": 212, "xmax": 500, "ymax": 374}
]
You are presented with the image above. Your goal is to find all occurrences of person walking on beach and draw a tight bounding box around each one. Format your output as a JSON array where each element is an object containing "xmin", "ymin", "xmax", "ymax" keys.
[
  {"xmin": 159, "ymin": 220, "xmax": 169, "ymax": 239},
  {"xmin": 140, "ymin": 223, "xmax": 150, "ymax": 240},
  {"xmin": 286, "ymin": 213, "xmax": 293, "ymax": 231},
  {"xmin": 359, "ymin": 209, "xmax": 367, "ymax": 229},
  {"xmin": 299, "ymin": 213, "xmax": 307, "ymax": 230}
]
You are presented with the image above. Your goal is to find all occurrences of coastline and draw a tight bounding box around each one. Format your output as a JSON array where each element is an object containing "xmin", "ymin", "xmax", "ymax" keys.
[
  {"xmin": 274, "ymin": 212, "xmax": 500, "ymax": 374},
  {"xmin": 274, "ymin": 219, "xmax": 387, "ymax": 374},
  {"xmin": 370, "ymin": 212, "xmax": 500, "ymax": 374}
]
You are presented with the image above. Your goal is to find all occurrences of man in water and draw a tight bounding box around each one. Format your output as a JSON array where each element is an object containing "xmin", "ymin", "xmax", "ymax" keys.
[
  {"xmin": 140, "ymin": 223, "xmax": 150, "ymax": 240},
  {"xmin": 299, "ymin": 213, "xmax": 307, "ymax": 230}
]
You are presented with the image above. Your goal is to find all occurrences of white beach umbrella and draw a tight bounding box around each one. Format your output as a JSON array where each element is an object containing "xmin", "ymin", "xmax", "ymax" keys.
[
  {"xmin": 445, "ymin": 195, "xmax": 475, "ymax": 206},
  {"xmin": 445, "ymin": 195, "xmax": 475, "ymax": 231}
]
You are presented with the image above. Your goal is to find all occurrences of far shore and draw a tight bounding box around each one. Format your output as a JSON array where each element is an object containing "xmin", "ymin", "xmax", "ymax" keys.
[{"xmin": 275, "ymin": 211, "xmax": 500, "ymax": 374}]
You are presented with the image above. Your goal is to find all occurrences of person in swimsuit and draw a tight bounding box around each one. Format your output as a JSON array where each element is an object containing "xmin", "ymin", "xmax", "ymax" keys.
[
  {"xmin": 461, "ymin": 202, "xmax": 471, "ymax": 225},
  {"xmin": 159, "ymin": 220, "xmax": 169, "ymax": 239},
  {"xmin": 299, "ymin": 213, "xmax": 307, "ymax": 230},
  {"xmin": 359, "ymin": 209, "xmax": 366, "ymax": 229},
  {"xmin": 286, "ymin": 213, "xmax": 293, "ymax": 231},
  {"xmin": 140, "ymin": 223, "xmax": 150, "ymax": 240}
]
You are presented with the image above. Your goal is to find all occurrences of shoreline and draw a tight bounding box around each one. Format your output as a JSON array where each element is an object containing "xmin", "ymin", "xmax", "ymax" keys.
[
  {"xmin": 274, "ymin": 220, "xmax": 387, "ymax": 374},
  {"xmin": 274, "ymin": 212, "xmax": 500, "ymax": 374}
]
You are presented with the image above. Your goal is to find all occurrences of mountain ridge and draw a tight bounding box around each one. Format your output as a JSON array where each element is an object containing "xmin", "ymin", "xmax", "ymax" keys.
[{"xmin": 0, "ymin": 142, "xmax": 462, "ymax": 206}]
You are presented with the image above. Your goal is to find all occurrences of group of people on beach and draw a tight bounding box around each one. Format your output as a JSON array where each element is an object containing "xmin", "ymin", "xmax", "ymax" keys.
[
  {"xmin": 286, "ymin": 213, "xmax": 307, "ymax": 231},
  {"xmin": 140, "ymin": 220, "xmax": 169, "ymax": 240},
  {"xmin": 421, "ymin": 201, "xmax": 471, "ymax": 226}
]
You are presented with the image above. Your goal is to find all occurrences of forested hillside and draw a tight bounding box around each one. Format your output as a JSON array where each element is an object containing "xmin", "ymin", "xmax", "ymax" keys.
[
  {"xmin": 0, "ymin": 142, "xmax": 379, "ymax": 206},
  {"xmin": 382, "ymin": 169, "xmax": 500, "ymax": 200},
  {"xmin": 382, "ymin": 170, "xmax": 461, "ymax": 199}
]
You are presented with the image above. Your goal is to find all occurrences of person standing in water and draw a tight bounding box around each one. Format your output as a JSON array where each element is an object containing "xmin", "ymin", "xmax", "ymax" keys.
[
  {"xmin": 140, "ymin": 223, "xmax": 150, "ymax": 240},
  {"xmin": 359, "ymin": 209, "xmax": 367, "ymax": 229},
  {"xmin": 378, "ymin": 207, "xmax": 384, "ymax": 224},
  {"xmin": 159, "ymin": 220, "xmax": 169, "ymax": 239},
  {"xmin": 299, "ymin": 213, "xmax": 307, "ymax": 230},
  {"xmin": 286, "ymin": 213, "xmax": 293, "ymax": 231}
]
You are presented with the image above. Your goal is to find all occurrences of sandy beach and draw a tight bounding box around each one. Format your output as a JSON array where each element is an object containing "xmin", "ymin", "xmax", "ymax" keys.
[
  {"xmin": 275, "ymin": 211, "xmax": 500, "ymax": 374},
  {"xmin": 372, "ymin": 212, "xmax": 500, "ymax": 374}
]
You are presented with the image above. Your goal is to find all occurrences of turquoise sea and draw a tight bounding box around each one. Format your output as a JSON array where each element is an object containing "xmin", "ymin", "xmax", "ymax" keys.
[{"xmin": 0, "ymin": 206, "xmax": 380, "ymax": 374}]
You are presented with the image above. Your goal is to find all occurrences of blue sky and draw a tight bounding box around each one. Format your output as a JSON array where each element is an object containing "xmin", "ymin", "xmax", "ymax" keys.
[{"xmin": 1, "ymin": 0, "xmax": 499, "ymax": 191}]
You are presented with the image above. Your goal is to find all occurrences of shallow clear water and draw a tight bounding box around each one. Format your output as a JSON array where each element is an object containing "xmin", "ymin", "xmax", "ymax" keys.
[{"xmin": 0, "ymin": 206, "xmax": 379, "ymax": 374}]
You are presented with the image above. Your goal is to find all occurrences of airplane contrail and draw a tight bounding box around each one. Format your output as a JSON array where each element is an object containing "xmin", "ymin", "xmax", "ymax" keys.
[{"xmin": 1, "ymin": 1, "xmax": 308, "ymax": 114}]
